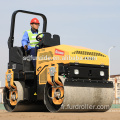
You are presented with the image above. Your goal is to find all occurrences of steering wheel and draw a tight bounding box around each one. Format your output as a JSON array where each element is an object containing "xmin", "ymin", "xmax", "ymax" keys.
[
  {"xmin": 36, "ymin": 32, "xmax": 51, "ymax": 41},
  {"xmin": 35, "ymin": 32, "xmax": 51, "ymax": 54}
]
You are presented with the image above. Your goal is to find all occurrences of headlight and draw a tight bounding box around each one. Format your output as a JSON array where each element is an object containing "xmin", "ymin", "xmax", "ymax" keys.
[
  {"xmin": 100, "ymin": 71, "xmax": 104, "ymax": 76},
  {"xmin": 74, "ymin": 69, "xmax": 79, "ymax": 75}
]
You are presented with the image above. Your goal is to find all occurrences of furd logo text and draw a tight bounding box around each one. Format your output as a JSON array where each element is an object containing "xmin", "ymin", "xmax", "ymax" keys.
[{"xmin": 55, "ymin": 49, "xmax": 64, "ymax": 56}]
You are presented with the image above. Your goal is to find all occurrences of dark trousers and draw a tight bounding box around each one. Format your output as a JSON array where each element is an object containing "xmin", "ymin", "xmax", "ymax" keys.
[{"xmin": 29, "ymin": 48, "xmax": 38, "ymax": 70}]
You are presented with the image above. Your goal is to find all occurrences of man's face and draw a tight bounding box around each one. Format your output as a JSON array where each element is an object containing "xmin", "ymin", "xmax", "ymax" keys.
[{"xmin": 30, "ymin": 23, "xmax": 40, "ymax": 30}]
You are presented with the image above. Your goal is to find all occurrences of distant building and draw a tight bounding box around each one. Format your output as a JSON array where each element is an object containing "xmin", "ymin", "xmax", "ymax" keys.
[
  {"xmin": 0, "ymin": 87, "xmax": 4, "ymax": 104},
  {"xmin": 110, "ymin": 74, "xmax": 120, "ymax": 104}
]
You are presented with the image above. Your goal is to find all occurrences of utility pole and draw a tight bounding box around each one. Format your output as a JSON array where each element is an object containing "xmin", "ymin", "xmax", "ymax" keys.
[{"xmin": 108, "ymin": 46, "xmax": 116, "ymax": 80}]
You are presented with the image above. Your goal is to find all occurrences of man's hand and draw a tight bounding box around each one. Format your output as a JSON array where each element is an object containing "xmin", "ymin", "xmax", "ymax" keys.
[
  {"xmin": 24, "ymin": 45, "xmax": 28, "ymax": 50},
  {"xmin": 37, "ymin": 35, "xmax": 42, "ymax": 41},
  {"xmin": 38, "ymin": 35, "xmax": 41, "ymax": 38}
]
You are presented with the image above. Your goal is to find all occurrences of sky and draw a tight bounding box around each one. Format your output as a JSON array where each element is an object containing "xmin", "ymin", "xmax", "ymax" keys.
[{"xmin": 0, "ymin": 0, "xmax": 120, "ymax": 87}]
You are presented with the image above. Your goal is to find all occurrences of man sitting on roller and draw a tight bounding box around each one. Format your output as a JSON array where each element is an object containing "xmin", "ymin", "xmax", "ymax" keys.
[{"xmin": 21, "ymin": 18, "xmax": 43, "ymax": 70}]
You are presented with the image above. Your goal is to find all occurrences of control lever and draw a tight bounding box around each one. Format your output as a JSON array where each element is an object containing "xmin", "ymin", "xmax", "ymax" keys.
[{"xmin": 25, "ymin": 45, "xmax": 28, "ymax": 56}]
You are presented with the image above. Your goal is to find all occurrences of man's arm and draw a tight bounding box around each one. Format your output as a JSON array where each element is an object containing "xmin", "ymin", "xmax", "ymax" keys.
[{"xmin": 21, "ymin": 31, "xmax": 31, "ymax": 50}]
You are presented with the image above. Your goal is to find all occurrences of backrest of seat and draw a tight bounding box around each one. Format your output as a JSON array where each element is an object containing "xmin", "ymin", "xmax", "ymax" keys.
[{"xmin": 8, "ymin": 46, "xmax": 34, "ymax": 72}]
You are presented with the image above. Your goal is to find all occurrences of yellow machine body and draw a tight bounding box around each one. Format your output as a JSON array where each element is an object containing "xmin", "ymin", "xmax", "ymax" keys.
[
  {"xmin": 36, "ymin": 44, "xmax": 109, "ymax": 84},
  {"xmin": 36, "ymin": 44, "xmax": 109, "ymax": 74}
]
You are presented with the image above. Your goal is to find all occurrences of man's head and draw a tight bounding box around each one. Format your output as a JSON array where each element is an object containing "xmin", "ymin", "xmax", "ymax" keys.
[{"xmin": 30, "ymin": 18, "xmax": 40, "ymax": 31}]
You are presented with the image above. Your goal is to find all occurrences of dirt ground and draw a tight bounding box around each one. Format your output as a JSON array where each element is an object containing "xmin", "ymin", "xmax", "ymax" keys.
[{"xmin": 0, "ymin": 109, "xmax": 120, "ymax": 120}]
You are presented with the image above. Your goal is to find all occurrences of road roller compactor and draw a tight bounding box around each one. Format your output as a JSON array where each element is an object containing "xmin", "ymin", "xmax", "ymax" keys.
[{"xmin": 4, "ymin": 10, "xmax": 114, "ymax": 112}]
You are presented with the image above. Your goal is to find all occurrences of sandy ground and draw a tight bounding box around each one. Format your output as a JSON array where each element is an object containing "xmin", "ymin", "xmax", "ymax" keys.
[{"xmin": 0, "ymin": 109, "xmax": 120, "ymax": 120}]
